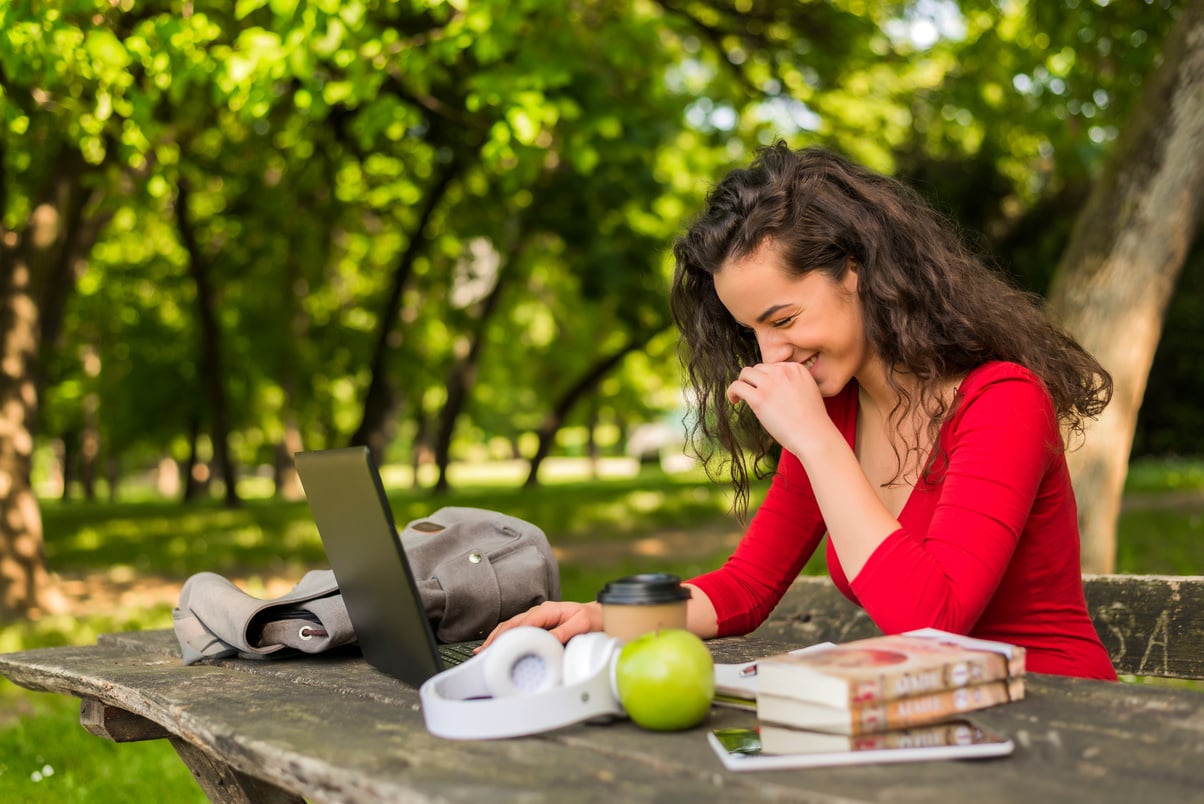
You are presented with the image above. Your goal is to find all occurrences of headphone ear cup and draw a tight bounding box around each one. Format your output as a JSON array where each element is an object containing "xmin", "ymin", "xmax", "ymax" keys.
[
  {"xmin": 562, "ymin": 632, "xmax": 622, "ymax": 689},
  {"xmin": 481, "ymin": 626, "xmax": 565, "ymax": 697}
]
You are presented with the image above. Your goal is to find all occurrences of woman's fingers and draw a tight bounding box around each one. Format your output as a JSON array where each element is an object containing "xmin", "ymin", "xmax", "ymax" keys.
[
  {"xmin": 546, "ymin": 604, "xmax": 603, "ymax": 644},
  {"xmin": 477, "ymin": 601, "xmax": 593, "ymax": 651},
  {"xmin": 728, "ymin": 362, "xmax": 796, "ymax": 403}
]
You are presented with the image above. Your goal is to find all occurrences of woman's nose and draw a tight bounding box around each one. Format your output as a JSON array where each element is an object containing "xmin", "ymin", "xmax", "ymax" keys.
[{"xmin": 756, "ymin": 330, "xmax": 793, "ymax": 364}]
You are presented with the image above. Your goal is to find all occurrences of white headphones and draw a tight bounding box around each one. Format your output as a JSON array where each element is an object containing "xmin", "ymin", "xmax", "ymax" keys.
[{"xmin": 419, "ymin": 626, "xmax": 626, "ymax": 740}]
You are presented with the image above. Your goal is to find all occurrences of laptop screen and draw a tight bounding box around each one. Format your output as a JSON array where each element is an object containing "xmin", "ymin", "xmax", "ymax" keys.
[{"xmin": 294, "ymin": 447, "xmax": 445, "ymax": 687}]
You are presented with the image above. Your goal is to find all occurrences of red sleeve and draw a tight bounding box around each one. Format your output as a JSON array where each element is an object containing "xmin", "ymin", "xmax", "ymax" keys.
[
  {"xmin": 687, "ymin": 452, "xmax": 826, "ymax": 635},
  {"xmin": 850, "ymin": 367, "xmax": 1059, "ymax": 633},
  {"xmin": 687, "ymin": 386, "xmax": 857, "ymax": 636}
]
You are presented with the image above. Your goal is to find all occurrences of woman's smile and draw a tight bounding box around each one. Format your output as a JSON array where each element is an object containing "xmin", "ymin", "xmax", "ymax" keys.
[{"xmin": 712, "ymin": 240, "xmax": 865, "ymax": 397}]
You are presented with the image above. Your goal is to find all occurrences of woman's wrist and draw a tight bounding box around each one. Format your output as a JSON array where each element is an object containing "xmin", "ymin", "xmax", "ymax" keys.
[{"xmin": 787, "ymin": 420, "xmax": 848, "ymax": 468}]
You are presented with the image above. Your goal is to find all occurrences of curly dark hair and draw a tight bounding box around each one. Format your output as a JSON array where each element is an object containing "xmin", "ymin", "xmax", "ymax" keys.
[{"xmin": 670, "ymin": 142, "xmax": 1112, "ymax": 517}]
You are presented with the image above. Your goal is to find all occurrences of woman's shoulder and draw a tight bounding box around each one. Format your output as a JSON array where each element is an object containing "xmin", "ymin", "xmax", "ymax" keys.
[
  {"xmin": 955, "ymin": 361, "xmax": 1056, "ymax": 425},
  {"xmin": 960, "ymin": 360, "xmax": 1045, "ymax": 397},
  {"xmin": 948, "ymin": 362, "xmax": 1063, "ymax": 455}
]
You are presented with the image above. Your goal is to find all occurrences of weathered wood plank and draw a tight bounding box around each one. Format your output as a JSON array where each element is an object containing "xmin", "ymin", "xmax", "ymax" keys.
[
  {"xmin": 1083, "ymin": 574, "xmax": 1204, "ymax": 679},
  {"xmin": 80, "ymin": 698, "xmax": 171, "ymax": 742},
  {"xmin": 170, "ymin": 737, "xmax": 305, "ymax": 804},
  {"xmin": 3, "ymin": 628, "xmax": 1203, "ymax": 803},
  {"xmin": 751, "ymin": 575, "xmax": 882, "ymax": 645},
  {"xmin": 0, "ymin": 633, "xmax": 825, "ymax": 802},
  {"xmin": 755, "ymin": 574, "xmax": 1204, "ymax": 680}
]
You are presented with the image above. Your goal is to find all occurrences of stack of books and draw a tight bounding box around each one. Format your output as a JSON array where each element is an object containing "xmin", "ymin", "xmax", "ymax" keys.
[
  {"xmin": 708, "ymin": 629, "xmax": 1025, "ymax": 769},
  {"xmin": 748, "ymin": 629, "xmax": 1025, "ymax": 753}
]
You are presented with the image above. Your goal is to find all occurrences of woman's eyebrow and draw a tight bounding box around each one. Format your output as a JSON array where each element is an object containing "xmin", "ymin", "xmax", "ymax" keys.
[{"xmin": 756, "ymin": 303, "xmax": 794, "ymax": 323}]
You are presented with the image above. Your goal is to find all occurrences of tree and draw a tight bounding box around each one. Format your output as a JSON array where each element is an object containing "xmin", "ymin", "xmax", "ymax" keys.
[
  {"xmin": 5, "ymin": 0, "xmax": 1201, "ymax": 623},
  {"xmin": 1046, "ymin": 0, "xmax": 1204, "ymax": 573},
  {"xmin": 0, "ymin": 5, "xmax": 125, "ymax": 616}
]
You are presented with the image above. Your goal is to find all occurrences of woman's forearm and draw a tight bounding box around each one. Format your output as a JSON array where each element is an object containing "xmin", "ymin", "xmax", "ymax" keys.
[{"xmin": 683, "ymin": 583, "xmax": 719, "ymax": 638}]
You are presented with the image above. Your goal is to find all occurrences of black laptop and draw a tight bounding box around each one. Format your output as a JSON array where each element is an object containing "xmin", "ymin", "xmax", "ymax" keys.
[{"xmin": 293, "ymin": 447, "xmax": 479, "ymax": 687}]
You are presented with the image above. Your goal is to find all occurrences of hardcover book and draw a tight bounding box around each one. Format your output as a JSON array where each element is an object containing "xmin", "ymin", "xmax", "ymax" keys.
[
  {"xmin": 712, "ymin": 642, "xmax": 835, "ymax": 709},
  {"xmin": 754, "ymin": 628, "xmax": 1025, "ymax": 708},
  {"xmin": 756, "ymin": 676, "xmax": 1026, "ymax": 735},
  {"xmin": 758, "ymin": 718, "xmax": 1011, "ymax": 755}
]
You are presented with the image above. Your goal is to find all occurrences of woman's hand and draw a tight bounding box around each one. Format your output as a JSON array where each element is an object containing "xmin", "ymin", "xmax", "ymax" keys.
[
  {"xmin": 476, "ymin": 600, "xmax": 604, "ymax": 652},
  {"xmin": 726, "ymin": 361, "xmax": 830, "ymax": 456}
]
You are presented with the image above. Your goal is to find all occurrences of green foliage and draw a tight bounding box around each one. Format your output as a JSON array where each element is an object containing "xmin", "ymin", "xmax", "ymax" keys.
[
  {"xmin": 1134, "ymin": 244, "xmax": 1204, "ymax": 457},
  {"xmin": 1116, "ymin": 506, "xmax": 1204, "ymax": 575},
  {"xmin": 4, "ymin": 0, "xmax": 1197, "ymax": 504}
]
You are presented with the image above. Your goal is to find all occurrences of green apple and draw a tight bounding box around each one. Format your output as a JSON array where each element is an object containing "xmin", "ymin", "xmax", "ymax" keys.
[{"xmin": 614, "ymin": 628, "xmax": 715, "ymax": 731}]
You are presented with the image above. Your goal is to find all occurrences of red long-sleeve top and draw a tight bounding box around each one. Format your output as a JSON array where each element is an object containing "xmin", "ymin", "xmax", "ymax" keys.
[{"xmin": 688, "ymin": 361, "xmax": 1117, "ymax": 680}]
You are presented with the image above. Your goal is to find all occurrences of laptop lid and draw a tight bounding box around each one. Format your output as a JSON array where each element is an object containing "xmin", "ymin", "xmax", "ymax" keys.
[{"xmin": 294, "ymin": 446, "xmax": 445, "ymax": 688}]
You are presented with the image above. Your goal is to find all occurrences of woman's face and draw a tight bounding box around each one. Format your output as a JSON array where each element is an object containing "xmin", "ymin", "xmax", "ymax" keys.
[{"xmin": 713, "ymin": 240, "xmax": 870, "ymax": 397}]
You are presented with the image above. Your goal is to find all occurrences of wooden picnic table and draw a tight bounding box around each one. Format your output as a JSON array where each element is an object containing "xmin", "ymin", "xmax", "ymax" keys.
[{"xmin": 2, "ymin": 628, "xmax": 1203, "ymax": 803}]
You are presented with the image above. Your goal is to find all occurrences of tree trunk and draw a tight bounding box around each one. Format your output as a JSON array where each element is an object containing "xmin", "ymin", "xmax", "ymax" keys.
[
  {"xmin": 0, "ymin": 149, "xmax": 95, "ymax": 618},
  {"xmin": 432, "ymin": 235, "xmax": 526, "ymax": 494},
  {"xmin": 586, "ymin": 396, "xmax": 600, "ymax": 479},
  {"xmin": 273, "ymin": 257, "xmax": 310, "ymax": 501},
  {"xmin": 58, "ymin": 431, "xmax": 75, "ymax": 501},
  {"xmin": 182, "ymin": 413, "xmax": 207, "ymax": 501},
  {"xmin": 524, "ymin": 334, "xmax": 655, "ymax": 488},
  {"xmin": 0, "ymin": 246, "xmax": 54, "ymax": 618},
  {"xmin": 176, "ymin": 178, "xmax": 240, "ymax": 508},
  {"xmin": 1046, "ymin": 0, "xmax": 1204, "ymax": 574},
  {"xmin": 410, "ymin": 410, "xmax": 432, "ymax": 490},
  {"xmin": 80, "ymin": 347, "xmax": 101, "ymax": 502},
  {"xmin": 350, "ymin": 161, "xmax": 460, "ymax": 465}
]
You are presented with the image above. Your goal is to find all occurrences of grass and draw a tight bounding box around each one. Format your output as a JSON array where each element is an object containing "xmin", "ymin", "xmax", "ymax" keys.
[
  {"xmin": 2, "ymin": 456, "xmax": 1203, "ymax": 802},
  {"xmin": 0, "ymin": 696, "xmax": 203, "ymax": 804}
]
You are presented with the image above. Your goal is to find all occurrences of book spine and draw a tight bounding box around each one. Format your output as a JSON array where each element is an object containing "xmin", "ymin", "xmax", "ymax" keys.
[
  {"xmin": 856, "ymin": 676, "xmax": 1023, "ymax": 734},
  {"xmin": 760, "ymin": 720, "xmax": 1001, "ymax": 754},
  {"xmin": 849, "ymin": 720, "xmax": 997, "ymax": 751},
  {"xmin": 841, "ymin": 649, "xmax": 1018, "ymax": 705},
  {"xmin": 762, "ymin": 677, "xmax": 1025, "ymax": 735}
]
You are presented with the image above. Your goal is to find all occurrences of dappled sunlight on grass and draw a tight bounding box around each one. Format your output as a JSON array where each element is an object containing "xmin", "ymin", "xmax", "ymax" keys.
[
  {"xmin": 4, "ymin": 465, "xmax": 758, "ymax": 663},
  {"xmin": 627, "ymin": 490, "xmax": 668, "ymax": 512},
  {"xmin": 0, "ymin": 604, "xmax": 175, "ymax": 655},
  {"xmin": 386, "ymin": 456, "xmax": 654, "ymax": 488},
  {"xmin": 0, "ymin": 692, "xmax": 205, "ymax": 802},
  {"xmin": 1124, "ymin": 457, "xmax": 1204, "ymax": 493},
  {"xmin": 42, "ymin": 497, "xmax": 327, "ymax": 578}
]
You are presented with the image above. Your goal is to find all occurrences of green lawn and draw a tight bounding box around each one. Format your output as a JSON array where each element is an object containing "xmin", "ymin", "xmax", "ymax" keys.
[{"xmin": 2, "ymin": 457, "xmax": 1202, "ymax": 802}]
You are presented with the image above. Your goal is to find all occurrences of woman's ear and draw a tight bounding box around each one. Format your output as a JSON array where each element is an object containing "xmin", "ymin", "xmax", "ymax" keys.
[{"xmin": 842, "ymin": 256, "xmax": 859, "ymax": 292}]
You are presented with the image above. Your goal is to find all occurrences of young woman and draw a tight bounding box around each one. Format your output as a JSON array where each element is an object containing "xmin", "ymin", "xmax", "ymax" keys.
[{"xmin": 486, "ymin": 142, "xmax": 1117, "ymax": 680}]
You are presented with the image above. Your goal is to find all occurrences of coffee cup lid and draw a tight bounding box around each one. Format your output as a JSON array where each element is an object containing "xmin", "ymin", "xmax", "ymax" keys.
[{"xmin": 596, "ymin": 573, "xmax": 691, "ymax": 605}]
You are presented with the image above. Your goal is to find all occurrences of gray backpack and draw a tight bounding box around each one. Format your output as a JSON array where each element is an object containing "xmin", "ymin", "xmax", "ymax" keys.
[{"xmin": 172, "ymin": 507, "xmax": 560, "ymax": 665}]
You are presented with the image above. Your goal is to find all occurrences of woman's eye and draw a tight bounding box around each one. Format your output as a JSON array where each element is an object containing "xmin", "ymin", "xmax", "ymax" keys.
[{"xmin": 771, "ymin": 315, "xmax": 796, "ymax": 329}]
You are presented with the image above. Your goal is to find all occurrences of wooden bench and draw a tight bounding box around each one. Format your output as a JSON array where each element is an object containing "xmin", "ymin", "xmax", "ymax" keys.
[
  {"xmin": 4, "ymin": 628, "xmax": 1204, "ymax": 802},
  {"xmin": 752, "ymin": 573, "xmax": 1204, "ymax": 680}
]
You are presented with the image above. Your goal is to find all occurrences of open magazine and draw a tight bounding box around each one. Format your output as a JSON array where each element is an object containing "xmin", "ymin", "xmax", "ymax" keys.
[{"xmin": 707, "ymin": 719, "xmax": 1014, "ymax": 772}]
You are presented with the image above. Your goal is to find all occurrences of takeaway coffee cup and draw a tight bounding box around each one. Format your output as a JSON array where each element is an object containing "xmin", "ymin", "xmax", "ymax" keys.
[{"xmin": 596, "ymin": 573, "xmax": 691, "ymax": 641}]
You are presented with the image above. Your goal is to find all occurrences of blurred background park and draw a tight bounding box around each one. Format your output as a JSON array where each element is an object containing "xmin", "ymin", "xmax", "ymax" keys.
[{"xmin": 2, "ymin": 0, "xmax": 1203, "ymax": 799}]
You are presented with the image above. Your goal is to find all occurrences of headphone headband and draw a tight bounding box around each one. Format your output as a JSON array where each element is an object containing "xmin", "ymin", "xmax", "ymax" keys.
[{"xmin": 419, "ymin": 628, "xmax": 625, "ymax": 740}]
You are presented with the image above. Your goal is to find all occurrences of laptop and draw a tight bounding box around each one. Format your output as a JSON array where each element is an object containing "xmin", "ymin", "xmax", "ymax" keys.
[{"xmin": 293, "ymin": 447, "xmax": 480, "ymax": 688}]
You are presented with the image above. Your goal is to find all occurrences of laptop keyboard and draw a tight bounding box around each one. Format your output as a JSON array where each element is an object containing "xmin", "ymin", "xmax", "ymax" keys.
[{"xmin": 439, "ymin": 641, "xmax": 483, "ymax": 667}]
